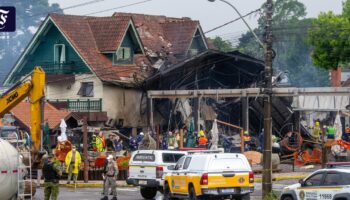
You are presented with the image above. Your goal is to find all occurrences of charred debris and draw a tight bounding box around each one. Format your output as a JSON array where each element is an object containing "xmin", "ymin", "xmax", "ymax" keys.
[{"xmin": 142, "ymin": 49, "xmax": 307, "ymax": 154}]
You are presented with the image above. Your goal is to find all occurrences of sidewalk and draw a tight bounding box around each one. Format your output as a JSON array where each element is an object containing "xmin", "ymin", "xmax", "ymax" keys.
[{"xmin": 254, "ymin": 171, "xmax": 308, "ymax": 183}]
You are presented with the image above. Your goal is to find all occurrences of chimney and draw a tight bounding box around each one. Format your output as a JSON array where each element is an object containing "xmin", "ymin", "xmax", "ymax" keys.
[{"xmin": 330, "ymin": 66, "xmax": 341, "ymax": 87}]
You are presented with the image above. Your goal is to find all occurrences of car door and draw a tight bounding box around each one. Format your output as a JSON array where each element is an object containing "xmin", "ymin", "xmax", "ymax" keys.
[
  {"xmin": 317, "ymin": 172, "xmax": 344, "ymax": 200},
  {"xmin": 171, "ymin": 156, "xmax": 186, "ymax": 194},
  {"xmin": 177, "ymin": 157, "xmax": 192, "ymax": 194},
  {"xmin": 295, "ymin": 172, "xmax": 325, "ymax": 200}
]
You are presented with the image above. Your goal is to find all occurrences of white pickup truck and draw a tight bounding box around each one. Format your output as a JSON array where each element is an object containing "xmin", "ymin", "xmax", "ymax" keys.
[{"xmin": 127, "ymin": 150, "xmax": 187, "ymax": 199}]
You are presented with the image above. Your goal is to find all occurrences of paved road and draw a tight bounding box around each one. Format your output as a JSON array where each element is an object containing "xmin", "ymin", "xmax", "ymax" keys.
[{"xmin": 33, "ymin": 179, "xmax": 297, "ymax": 200}]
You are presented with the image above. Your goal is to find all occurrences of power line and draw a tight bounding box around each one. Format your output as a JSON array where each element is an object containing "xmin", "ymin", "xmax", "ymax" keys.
[
  {"xmin": 205, "ymin": 8, "xmax": 261, "ymax": 34},
  {"xmin": 83, "ymin": 0, "xmax": 153, "ymax": 16},
  {"xmin": 29, "ymin": 0, "xmax": 107, "ymax": 18}
]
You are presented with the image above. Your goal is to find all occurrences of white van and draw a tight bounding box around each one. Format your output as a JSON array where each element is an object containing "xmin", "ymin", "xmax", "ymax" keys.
[{"xmin": 127, "ymin": 150, "xmax": 187, "ymax": 199}]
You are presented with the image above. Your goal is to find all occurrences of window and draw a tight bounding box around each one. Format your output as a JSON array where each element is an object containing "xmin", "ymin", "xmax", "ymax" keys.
[
  {"xmin": 54, "ymin": 44, "xmax": 66, "ymax": 64},
  {"xmin": 188, "ymin": 49, "xmax": 199, "ymax": 57},
  {"xmin": 209, "ymin": 158, "xmax": 246, "ymax": 171},
  {"xmin": 116, "ymin": 47, "xmax": 131, "ymax": 61},
  {"xmin": 323, "ymin": 173, "xmax": 342, "ymax": 186},
  {"xmin": 133, "ymin": 153, "xmax": 155, "ymax": 162},
  {"xmin": 183, "ymin": 157, "xmax": 192, "ymax": 170},
  {"xmin": 175, "ymin": 157, "xmax": 185, "ymax": 170},
  {"xmin": 77, "ymin": 82, "xmax": 94, "ymax": 97},
  {"xmin": 304, "ymin": 173, "xmax": 324, "ymax": 187},
  {"xmin": 340, "ymin": 173, "xmax": 350, "ymax": 185},
  {"xmin": 162, "ymin": 153, "xmax": 185, "ymax": 163}
]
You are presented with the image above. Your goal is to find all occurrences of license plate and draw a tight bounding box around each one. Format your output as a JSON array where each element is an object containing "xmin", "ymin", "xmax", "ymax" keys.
[
  {"xmin": 139, "ymin": 180, "xmax": 147, "ymax": 185},
  {"xmin": 221, "ymin": 188, "xmax": 235, "ymax": 193}
]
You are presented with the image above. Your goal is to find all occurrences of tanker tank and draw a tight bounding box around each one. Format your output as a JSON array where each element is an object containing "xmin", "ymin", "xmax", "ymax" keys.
[{"xmin": 0, "ymin": 138, "xmax": 21, "ymax": 200}]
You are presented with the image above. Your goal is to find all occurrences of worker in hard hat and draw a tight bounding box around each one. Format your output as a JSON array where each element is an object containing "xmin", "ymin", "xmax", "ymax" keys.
[
  {"xmin": 244, "ymin": 130, "xmax": 251, "ymax": 151},
  {"xmin": 312, "ymin": 121, "xmax": 322, "ymax": 141},
  {"xmin": 198, "ymin": 130, "xmax": 208, "ymax": 148}
]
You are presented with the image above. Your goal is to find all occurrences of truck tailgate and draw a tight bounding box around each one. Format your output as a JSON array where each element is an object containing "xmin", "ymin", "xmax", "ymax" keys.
[{"xmin": 129, "ymin": 164, "xmax": 156, "ymax": 180}]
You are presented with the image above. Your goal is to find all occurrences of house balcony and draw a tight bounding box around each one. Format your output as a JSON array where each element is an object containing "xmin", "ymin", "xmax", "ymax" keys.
[
  {"xmin": 33, "ymin": 61, "xmax": 90, "ymax": 75},
  {"xmin": 48, "ymin": 99, "xmax": 102, "ymax": 112}
]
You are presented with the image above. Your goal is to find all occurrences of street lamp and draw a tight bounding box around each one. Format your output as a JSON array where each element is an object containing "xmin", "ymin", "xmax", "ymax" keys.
[
  {"xmin": 208, "ymin": 0, "xmax": 265, "ymax": 49},
  {"xmin": 209, "ymin": 0, "xmax": 274, "ymax": 197}
]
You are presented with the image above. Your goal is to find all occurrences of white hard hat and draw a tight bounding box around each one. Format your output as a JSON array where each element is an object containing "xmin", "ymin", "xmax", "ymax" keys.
[{"xmin": 140, "ymin": 132, "xmax": 144, "ymax": 136}]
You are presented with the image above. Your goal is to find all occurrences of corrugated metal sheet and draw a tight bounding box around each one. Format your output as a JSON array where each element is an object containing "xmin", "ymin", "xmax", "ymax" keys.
[{"xmin": 292, "ymin": 96, "xmax": 350, "ymax": 111}]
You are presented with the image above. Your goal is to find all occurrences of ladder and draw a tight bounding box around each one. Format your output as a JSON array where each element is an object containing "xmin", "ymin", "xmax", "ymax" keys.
[{"xmin": 16, "ymin": 132, "xmax": 33, "ymax": 200}]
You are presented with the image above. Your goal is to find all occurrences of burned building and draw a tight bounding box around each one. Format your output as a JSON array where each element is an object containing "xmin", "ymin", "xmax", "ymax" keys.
[{"xmin": 144, "ymin": 49, "xmax": 296, "ymax": 138}]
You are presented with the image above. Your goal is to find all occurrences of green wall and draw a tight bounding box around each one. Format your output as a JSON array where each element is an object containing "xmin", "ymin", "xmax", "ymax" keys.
[{"xmin": 9, "ymin": 21, "xmax": 90, "ymax": 83}]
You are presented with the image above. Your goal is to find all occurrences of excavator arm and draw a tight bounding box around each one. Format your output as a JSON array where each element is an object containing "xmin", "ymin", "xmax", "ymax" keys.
[{"xmin": 0, "ymin": 67, "xmax": 45, "ymax": 153}]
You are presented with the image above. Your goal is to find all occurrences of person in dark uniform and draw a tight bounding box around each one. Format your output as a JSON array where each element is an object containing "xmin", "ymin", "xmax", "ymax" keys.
[{"xmin": 42, "ymin": 154, "xmax": 62, "ymax": 200}]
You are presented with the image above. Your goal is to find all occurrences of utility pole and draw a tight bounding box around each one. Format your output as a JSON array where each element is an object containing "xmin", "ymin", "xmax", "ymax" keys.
[
  {"xmin": 83, "ymin": 116, "xmax": 89, "ymax": 183},
  {"xmin": 262, "ymin": 0, "xmax": 273, "ymax": 197}
]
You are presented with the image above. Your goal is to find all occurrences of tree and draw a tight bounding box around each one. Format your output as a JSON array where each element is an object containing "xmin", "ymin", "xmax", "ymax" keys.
[
  {"xmin": 208, "ymin": 36, "xmax": 234, "ymax": 52},
  {"xmin": 238, "ymin": 0, "xmax": 329, "ymax": 87},
  {"xmin": 308, "ymin": 1, "xmax": 350, "ymax": 70},
  {"xmin": 0, "ymin": 0, "xmax": 62, "ymax": 85}
]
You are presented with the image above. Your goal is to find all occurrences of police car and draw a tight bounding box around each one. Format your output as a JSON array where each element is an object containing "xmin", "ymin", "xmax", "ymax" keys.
[{"xmin": 280, "ymin": 166, "xmax": 350, "ymax": 200}]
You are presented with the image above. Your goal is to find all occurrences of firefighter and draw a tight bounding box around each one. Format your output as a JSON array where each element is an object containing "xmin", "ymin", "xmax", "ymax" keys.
[
  {"xmin": 312, "ymin": 121, "xmax": 322, "ymax": 141},
  {"xmin": 243, "ymin": 130, "xmax": 251, "ymax": 151},
  {"xmin": 198, "ymin": 130, "xmax": 208, "ymax": 148}
]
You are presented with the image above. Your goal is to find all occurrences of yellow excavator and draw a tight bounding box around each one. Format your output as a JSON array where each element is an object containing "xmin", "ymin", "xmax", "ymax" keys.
[
  {"xmin": 0, "ymin": 67, "xmax": 45, "ymax": 199},
  {"xmin": 0, "ymin": 66, "xmax": 45, "ymax": 155}
]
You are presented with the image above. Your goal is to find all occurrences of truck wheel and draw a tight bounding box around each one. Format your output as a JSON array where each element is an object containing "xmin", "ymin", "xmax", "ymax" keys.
[
  {"xmin": 140, "ymin": 187, "xmax": 157, "ymax": 199},
  {"xmin": 164, "ymin": 183, "xmax": 175, "ymax": 200},
  {"xmin": 189, "ymin": 186, "xmax": 198, "ymax": 200},
  {"xmin": 281, "ymin": 195, "xmax": 294, "ymax": 200},
  {"xmin": 234, "ymin": 194, "xmax": 250, "ymax": 200}
]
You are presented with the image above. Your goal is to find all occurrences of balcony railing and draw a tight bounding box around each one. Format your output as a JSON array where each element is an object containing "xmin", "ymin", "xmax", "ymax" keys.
[
  {"xmin": 21, "ymin": 61, "xmax": 91, "ymax": 75},
  {"xmin": 48, "ymin": 99, "xmax": 102, "ymax": 112}
]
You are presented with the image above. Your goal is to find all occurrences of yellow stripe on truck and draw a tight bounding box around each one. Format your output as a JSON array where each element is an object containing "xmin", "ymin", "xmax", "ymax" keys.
[
  {"xmin": 208, "ymin": 174, "xmax": 250, "ymax": 188},
  {"xmin": 297, "ymin": 187, "xmax": 343, "ymax": 190}
]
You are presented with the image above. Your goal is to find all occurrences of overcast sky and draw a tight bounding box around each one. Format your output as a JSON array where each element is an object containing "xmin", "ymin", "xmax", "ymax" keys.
[{"xmin": 49, "ymin": 0, "xmax": 343, "ymax": 39}]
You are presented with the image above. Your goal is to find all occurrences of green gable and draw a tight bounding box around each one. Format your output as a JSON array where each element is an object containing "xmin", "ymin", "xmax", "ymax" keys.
[
  {"xmin": 7, "ymin": 20, "xmax": 91, "ymax": 84},
  {"xmin": 188, "ymin": 29, "xmax": 207, "ymax": 57},
  {"xmin": 112, "ymin": 25, "xmax": 143, "ymax": 65}
]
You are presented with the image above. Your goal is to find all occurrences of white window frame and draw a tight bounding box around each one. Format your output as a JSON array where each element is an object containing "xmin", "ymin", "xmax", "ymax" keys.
[
  {"xmin": 54, "ymin": 44, "xmax": 66, "ymax": 64},
  {"xmin": 115, "ymin": 47, "xmax": 131, "ymax": 62},
  {"xmin": 77, "ymin": 82, "xmax": 94, "ymax": 97}
]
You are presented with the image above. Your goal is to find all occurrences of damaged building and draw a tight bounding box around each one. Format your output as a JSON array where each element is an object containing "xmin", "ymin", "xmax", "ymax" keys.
[{"xmin": 145, "ymin": 49, "xmax": 299, "ymax": 141}]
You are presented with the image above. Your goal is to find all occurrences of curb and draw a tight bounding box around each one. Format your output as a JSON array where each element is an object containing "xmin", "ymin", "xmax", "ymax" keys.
[
  {"xmin": 40, "ymin": 183, "xmax": 134, "ymax": 188},
  {"xmin": 39, "ymin": 175, "xmax": 309, "ymax": 188},
  {"xmin": 255, "ymin": 175, "xmax": 307, "ymax": 183}
]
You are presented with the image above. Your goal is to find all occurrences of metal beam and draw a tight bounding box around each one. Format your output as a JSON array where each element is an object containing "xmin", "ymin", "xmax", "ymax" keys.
[{"xmin": 148, "ymin": 87, "xmax": 350, "ymax": 99}]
